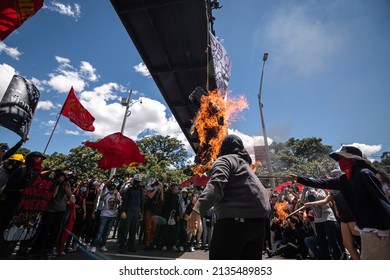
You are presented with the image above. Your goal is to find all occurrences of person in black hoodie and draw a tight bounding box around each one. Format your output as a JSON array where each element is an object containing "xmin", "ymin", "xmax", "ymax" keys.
[
  {"xmin": 289, "ymin": 146, "xmax": 390, "ymax": 260},
  {"xmin": 187, "ymin": 134, "xmax": 271, "ymax": 260}
]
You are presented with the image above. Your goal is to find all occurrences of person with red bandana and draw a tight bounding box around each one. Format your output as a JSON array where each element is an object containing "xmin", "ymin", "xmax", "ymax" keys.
[
  {"xmin": 288, "ymin": 146, "xmax": 390, "ymax": 260},
  {"xmin": 0, "ymin": 151, "xmax": 47, "ymax": 259}
]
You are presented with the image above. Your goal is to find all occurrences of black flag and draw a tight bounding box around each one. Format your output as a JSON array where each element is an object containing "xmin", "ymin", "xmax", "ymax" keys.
[{"xmin": 0, "ymin": 75, "xmax": 40, "ymax": 137}]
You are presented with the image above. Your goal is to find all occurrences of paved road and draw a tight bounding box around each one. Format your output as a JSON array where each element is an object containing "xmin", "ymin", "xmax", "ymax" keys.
[
  {"xmin": 9, "ymin": 233, "xmax": 281, "ymax": 260},
  {"xmin": 57, "ymin": 238, "xmax": 211, "ymax": 260}
]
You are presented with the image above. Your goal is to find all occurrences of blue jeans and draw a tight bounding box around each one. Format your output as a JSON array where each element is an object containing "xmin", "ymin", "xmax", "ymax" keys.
[{"xmin": 92, "ymin": 216, "xmax": 115, "ymax": 247}]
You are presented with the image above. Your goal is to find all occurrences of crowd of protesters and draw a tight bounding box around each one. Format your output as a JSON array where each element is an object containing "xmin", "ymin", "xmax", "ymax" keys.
[
  {"xmin": 0, "ymin": 148, "xmax": 218, "ymax": 259},
  {"xmin": 0, "ymin": 142, "xmax": 389, "ymax": 260}
]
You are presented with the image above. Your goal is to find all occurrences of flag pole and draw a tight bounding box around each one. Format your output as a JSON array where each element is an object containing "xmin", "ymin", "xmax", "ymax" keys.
[{"xmin": 42, "ymin": 87, "xmax": 72, "ymax": 154}]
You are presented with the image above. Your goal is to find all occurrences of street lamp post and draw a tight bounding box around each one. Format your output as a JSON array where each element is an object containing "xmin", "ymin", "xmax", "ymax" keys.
[
  {"xmin": 110, "ymin": 89, "xmax": 141, "ymax": 178},
  {"xmin": 258, "ymin": 52, "xmax": 275, "ymax": 189},
  {"xmin": 120, "ymin": 89, "xmax": 133, "ymax": 133}
]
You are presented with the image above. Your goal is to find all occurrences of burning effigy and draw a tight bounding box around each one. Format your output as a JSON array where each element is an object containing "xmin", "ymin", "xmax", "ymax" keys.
[{"xmin": 191, "ymin": 89, "xmax": 248, "ymax": 175}]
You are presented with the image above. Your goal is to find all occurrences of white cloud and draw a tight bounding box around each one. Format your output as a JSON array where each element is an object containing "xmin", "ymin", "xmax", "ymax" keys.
[
  {"xmin": 81, "ymin": 87, "xmax": 184, "ymax": 146},
  {"xmin": 64, "ymin": 130, "xmax": 80, "ymax": 135},
  {"xmin": 335, "ymin": 143, "xmax": 382, "ymax": 162},
  {"xmin": 227, "ymin": 129, "xmax": 272, "ymax": 163},
  {"xmin": 44, "ymin": 1, "xmax": 81, "ymax": 20},
  {"xmin": 80, "ymin": 61, "xmax": 99, "ymax": 82},
  {"xmin": 46, "ymin": 56, "xmax": 100, "ymax": 93},
  {"xmin": 0, "ymin": 42, "xmax": 22, "ymax": 60},
  {"xmin": 264, "ymin": 5, "xmax": 345, "ymax": 76},
  {"xmin": 134, "ymin": 62, "xmax": 151, "ymax": 77},
  {"xmin": 55, "ymin": 56, "xmax": 71, "ymax": 66},
  {"xmin": 37, "ymin": 100, "xmax": 55, "ymax": 110}
]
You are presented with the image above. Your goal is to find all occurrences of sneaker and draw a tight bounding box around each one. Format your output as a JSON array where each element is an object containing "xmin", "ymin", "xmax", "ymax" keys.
[
  {"xmin": 189, "ymin": 246, "xmax": 195, "ymax": 252},
  {"xmin": 179, "ymin": 246, "xmax": 184, "ymax": 252},
  {"xmin": 60, "ymin": 251, "xmax": 66, "ymax": 256},
  {"xmin": 266, "ymin": 248, "xmax": 273, "ymax": 258},
  {"xmin": 90, "ymin": 247, "xmax": 96, "ymax": 253},
  {"xmin": 66, "ymin": 247, "xmax": 74, "ymax": 253},
  {"xmin": 162, "ymin": 246, "xmax": 167, "ymax": 251},
  {"xmin": 171, "ymin": 246, "xmax": 178, "ymax": 252},
  {"xmin": 49, "ymin": 249, "xmax": 58, "ymax": 258},
  {"xmin": 101, "ymin": 246, "xmax": 108, "ymax": 252}
]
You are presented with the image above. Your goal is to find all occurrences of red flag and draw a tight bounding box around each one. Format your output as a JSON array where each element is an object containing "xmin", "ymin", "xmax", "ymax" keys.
[
  {"xmin": 0, "ymin": 0, "xmax": 44, "ymax": 41},
  {"xmin": 85, "ymin": 132, "xmax": 145, "ymax": 169},
  {"xmin": 61, "ymin": 87, "xmax": 95, "ymax": 132}
]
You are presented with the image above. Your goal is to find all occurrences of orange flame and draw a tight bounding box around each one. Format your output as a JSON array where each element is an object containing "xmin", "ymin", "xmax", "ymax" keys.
[
  {"xmin": 191, "ymin": 90, "xmax": 248, "ymax": 175},
  {"xmin": 274, "ymin": 201, "xmax": 289, "ymax": 223}
]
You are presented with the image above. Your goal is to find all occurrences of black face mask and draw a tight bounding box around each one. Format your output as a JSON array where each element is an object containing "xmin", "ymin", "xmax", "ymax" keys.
[{"xmin": 5, "ymin": 161, "xmax": 21, "ymax": 171}]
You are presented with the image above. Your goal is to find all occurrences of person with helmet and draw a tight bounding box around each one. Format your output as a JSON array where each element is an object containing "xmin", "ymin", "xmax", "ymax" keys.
[
  {"xmin": 0, "ymin": 134, "xmax": 29, "ymax": 164},
  {"xmin": 0, "ymin": 154, "xmax": 24, "ymax": 195},
  {"xmin": 0, "ymin": 154, "xmax": 25, "ymax": 227},
  {"xmin": 0, "ymin": 150, "xmax": 46, "ymax": 259}
]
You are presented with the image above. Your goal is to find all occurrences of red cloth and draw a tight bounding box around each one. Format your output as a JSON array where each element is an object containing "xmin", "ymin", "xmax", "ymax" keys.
[
  {"xmin": 58, "ymin": 199, "xmax": 76, "ymax": 254},
  {"xmin": 179, "ymin": 175, "xmax": 210, "ymax": 188},
  {"xmin": 61, "ymin": 87, "xmax": 95, "ymax": 131},
  {"xmin": 85, "ymin": 132, "xmax": 145, "ymax": 169},
  {"xmin": 0, "ymin": 0, "xmax": 44, "ymax": 41},
  {"xmin": 338, "ymin": 157, "xmax": 352, "ymax": 180}
]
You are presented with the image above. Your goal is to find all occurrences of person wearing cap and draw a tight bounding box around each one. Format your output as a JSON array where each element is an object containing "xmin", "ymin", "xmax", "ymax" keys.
[
  {"xmin": 118, "ymin": 174, "xmax": 144, "ymax": 253},
  {"xmin": 160, "ymin": 183, "xmax": 180, "ymax": 252},
  {"xmin": 187, "ymin": 134, "xmax": 271, "ymax": 260},
  {"xmin": 90, "ymin": 181, "xmax": 121, "ymax": 254},
  {"xmin": 83, "ymin": 179, "xmax": 100, "ymax": 246},
  {"xmin": 288, "ymin": 146, "xmax": 390, "ymax": 260},
  {"xmin": 143, "ymin": 180, "xmax": 164, "ymax": 250},
  {"xmin": 177, "ymin": 187, "xmax": 190, "ymax": 252}
]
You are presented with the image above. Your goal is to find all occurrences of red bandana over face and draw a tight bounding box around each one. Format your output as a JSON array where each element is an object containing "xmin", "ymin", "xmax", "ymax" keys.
[{"xmin": 338, "ymin": 157, "xmax": 352, "ymax": 180}]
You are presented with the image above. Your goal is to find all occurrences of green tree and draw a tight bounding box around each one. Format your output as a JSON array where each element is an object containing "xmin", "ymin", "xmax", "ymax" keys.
[
  {"xmin": 43, "ymin": 152, "xmax": 68, "ymax": 170},
  {"xmin": 136, "ymin": 135, "xmax": 188, "ymax": 169},
  {"xmin": 269, "ymin": 137, "xmax": 337, "ymax": 181},
  {"xmin": 134, "ymin": 135, "xmax": 190, "ymax": 184},
  {"xmin": 373, "ymin": 151, "xmax": 390, "ymax": 174},
  {"xmin": 65, "ymin": 144, "xmax": 108, "ymax": 181}
]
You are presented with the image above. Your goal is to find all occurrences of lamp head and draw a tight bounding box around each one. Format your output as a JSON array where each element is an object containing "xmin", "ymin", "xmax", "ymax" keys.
[
  {"xmin": 263, "ymin": 53, "xmax": 268, "ymax": 61},
  {"xmin": 121, "ymin": 97, "xmax": 128, "ymax": 106}
]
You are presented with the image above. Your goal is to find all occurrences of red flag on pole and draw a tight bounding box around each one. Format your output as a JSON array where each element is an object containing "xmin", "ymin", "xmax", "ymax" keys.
[
  {"xmin": 61, "ymin": 87, "xmax": 95, "ymax": 132},
  {"xmin": 85, "ymin": 132, "xmax": 145, "ymax": 169},
  {"xmin": 0, "ymin": 0, "xmax": 44, "ymax": 41}
]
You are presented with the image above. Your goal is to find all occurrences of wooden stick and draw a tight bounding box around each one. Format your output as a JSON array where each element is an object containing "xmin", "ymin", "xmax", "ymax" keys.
[
  {"xmin": 286, "ymin": 205, "xmax": 305, "ymax": 218},
  {"xmin": 258, "ymin": 175, "xmax": 289, "ymax": 179}
]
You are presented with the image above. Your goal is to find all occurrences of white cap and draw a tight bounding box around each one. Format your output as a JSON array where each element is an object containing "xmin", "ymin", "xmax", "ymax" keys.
[{"xmin": 133, "ymin": 174, "xmax": 142, "ymax": 182}]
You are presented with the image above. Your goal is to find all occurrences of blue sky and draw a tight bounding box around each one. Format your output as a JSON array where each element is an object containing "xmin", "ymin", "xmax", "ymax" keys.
[{"xmin": 0, "ymin": 0, "xmax": 389, "ymax": 163}]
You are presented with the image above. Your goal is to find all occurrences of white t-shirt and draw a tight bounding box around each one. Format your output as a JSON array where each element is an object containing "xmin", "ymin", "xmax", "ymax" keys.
[{"xmin": 100, "ymin": 192, "xmax": 120, "ymax": 218}]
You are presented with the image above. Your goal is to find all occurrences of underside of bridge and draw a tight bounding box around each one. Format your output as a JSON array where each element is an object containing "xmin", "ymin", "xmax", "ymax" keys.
[{"xmin": 110, "ymin": 0, "xmax": 218, "ymax": 154}]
